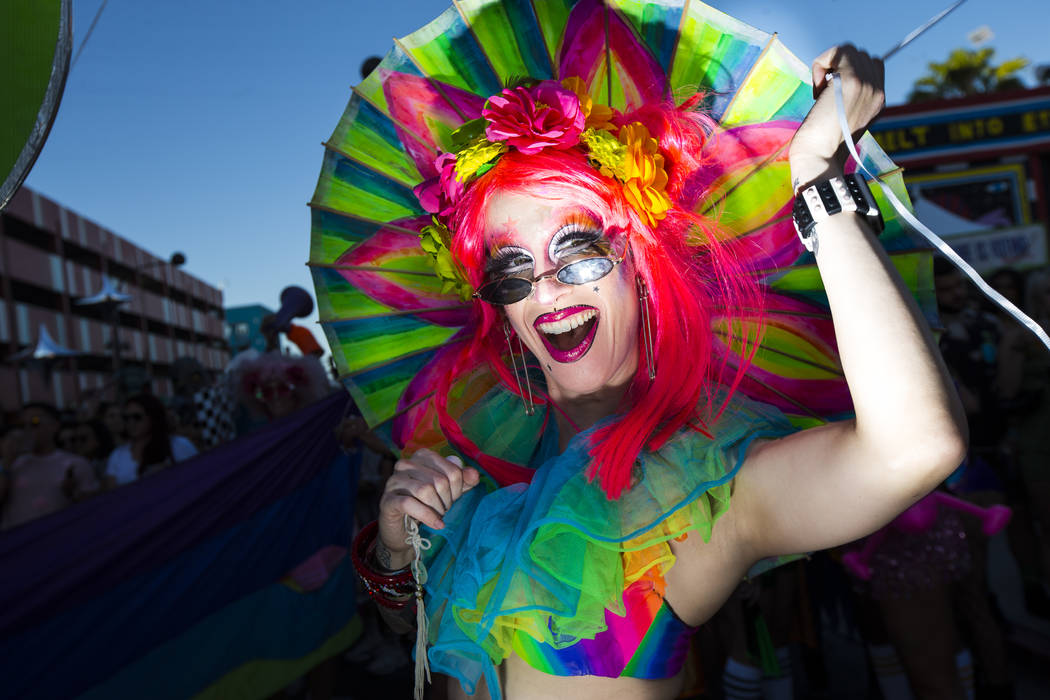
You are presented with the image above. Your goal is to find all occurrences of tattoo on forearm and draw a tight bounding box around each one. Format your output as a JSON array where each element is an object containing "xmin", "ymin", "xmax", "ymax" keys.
[{"xmin": 375, "ymin": 538, "xmax": 395, "ymax": 571}]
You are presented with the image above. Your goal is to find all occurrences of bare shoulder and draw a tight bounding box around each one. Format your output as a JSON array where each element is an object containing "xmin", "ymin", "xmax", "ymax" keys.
[
  {"xmin": 726, "ymin": 425, "xmax": 844, "ymax": 552},
  {"xmin": 660, "ymin": 430, "xmax": 815, "ymax": 624},
  {"xmin": 662, "ymin": 476, "xmax": 757, "ymax": 626},
  {"xmin": 714, "ymin": 436, "xmax": 785, "ymax": 552}
]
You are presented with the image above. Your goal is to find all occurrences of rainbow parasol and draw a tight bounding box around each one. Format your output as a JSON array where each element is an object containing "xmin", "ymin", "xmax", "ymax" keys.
[{"xmin": 308, "ymin": 0, "xmax": 933, "ymax": 450}]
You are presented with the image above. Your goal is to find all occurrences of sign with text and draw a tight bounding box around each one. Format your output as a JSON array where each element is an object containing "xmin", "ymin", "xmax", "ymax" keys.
[
  {"xmin": 946, "ymin": 224, "xmax": 1047, "ymax": 273},
  {"xmin": 870, "ymin": 94, "xmax": 1050, "ymax": 160}
]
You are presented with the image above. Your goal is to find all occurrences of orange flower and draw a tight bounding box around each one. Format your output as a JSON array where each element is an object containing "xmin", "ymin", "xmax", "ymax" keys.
[
  {"xmin": 617, "ymin": 122, "xmax": 671, "ymax": 226},
  {"xmin": 561, "ymin": 77, "xmax": 616, "ymax": 132}
]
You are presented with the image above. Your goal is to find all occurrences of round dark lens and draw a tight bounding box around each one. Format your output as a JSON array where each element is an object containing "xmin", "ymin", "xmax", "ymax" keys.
[
  {"xmin": 478, "ymin": 277, "xmax": 533, "ymax": 305},
  {"xmin": 558, "ymin": 257, "xmax": 613, "ymax": 285}
]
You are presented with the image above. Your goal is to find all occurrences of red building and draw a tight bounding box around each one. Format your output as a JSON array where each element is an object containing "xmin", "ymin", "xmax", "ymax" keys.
[
  {"xmin": 0, "ymin": 187, "xmax": 227, "ymax": 411},
  {"xmin": 869, "ymin": 86, "xmax": 1050, "ymax": 273}
]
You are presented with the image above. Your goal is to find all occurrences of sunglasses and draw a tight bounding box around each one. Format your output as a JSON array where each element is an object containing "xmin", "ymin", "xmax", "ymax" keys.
[
  {"xmin": 474, "ymin": 242, "xmax": 625, "ymax": 306},
  {"xmin": 123, "ymin": 412, "xmax": 146, "ymax": 423}
]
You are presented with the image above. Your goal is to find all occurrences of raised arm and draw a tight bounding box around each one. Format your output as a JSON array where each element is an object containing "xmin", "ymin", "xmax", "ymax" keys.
[{"xmin": 732, "ymin": 45, "xmax": 967, "ymax": 560}]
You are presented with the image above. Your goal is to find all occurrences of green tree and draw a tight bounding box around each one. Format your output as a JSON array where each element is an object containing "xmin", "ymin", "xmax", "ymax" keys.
[{"xmin": 908, "ymin": 47, "xmax": 1029, "ymax": 103}]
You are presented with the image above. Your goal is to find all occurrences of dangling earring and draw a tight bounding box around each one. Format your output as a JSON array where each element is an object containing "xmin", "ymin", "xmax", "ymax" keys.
[
  {"xmin": 504, "ymin": 320, "xmax": 535, "ymax": 415},
  {"xmin": 637, "ymin": 276, "xmax": 656, "ymax": 380}
]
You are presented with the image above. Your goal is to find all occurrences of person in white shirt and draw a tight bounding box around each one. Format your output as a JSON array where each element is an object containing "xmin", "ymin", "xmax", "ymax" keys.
[
  {"xmin": 1, "ymin": 403, "xmax": 99, "ymax": 530},
  {"xmin": 105, "ymin": 394, "xmax": 197, "ymax": 486}
]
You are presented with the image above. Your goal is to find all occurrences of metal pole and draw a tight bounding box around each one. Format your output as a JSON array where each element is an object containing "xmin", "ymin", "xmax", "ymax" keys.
[{"xmin": 110, "ymin": 302, "xmax": 122, "ymax": 401}]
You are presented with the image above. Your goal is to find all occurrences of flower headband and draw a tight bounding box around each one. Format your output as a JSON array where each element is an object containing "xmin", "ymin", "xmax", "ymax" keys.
[{"xmin": 412, "ymin": 78, "xmax": 672, "ymax": 300}]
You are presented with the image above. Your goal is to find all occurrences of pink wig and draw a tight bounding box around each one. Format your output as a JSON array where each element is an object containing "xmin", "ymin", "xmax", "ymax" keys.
[{"xmin": 435, "ymin": 101, "xmax": 765, "ymax": 499}]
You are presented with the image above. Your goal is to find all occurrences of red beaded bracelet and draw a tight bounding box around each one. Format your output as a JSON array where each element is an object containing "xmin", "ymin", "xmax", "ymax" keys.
[{"xmin": 351, "ymin": 520, "xmax": 416, "ymax": 610}]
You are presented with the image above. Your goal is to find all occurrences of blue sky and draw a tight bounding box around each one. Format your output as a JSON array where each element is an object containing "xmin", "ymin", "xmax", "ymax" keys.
[{"xmin": 25, "ymin": 0, "xmax": 1049, "ymax": 355}]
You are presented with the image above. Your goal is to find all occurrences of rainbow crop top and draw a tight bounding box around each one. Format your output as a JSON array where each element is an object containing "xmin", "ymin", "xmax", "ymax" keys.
[
  {"xmin": 512, "ymin": 580, "xmax": 697, "ymax": 678},
  {"xmin": 417, "ymin": 391, "xmax": 792, "ymax": 698}
]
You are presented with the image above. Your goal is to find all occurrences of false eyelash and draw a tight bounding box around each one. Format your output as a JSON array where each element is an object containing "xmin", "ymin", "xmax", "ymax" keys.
[
  {"xmin": 486, "ymin": 245, "xmax": 533, "ymax": 275},
  {"xmin": 549, "ymin": 224, "xmax": 605, "ymax": 260}
]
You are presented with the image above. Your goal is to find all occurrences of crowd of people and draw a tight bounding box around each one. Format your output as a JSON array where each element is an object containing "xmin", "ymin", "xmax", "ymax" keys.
[
  {"xmin": 0, "ymin": 393, "xmax": 201, "ymax": 530},
  {"xmin": 0, "ymin": 312, "xmax": 357, "ymax": 532}
]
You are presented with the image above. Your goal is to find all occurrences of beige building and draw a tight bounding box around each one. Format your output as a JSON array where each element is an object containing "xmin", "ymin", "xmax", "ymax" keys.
[{"xmin": 0, "ymin": 186, "xmax": 227, "ymax": 411}]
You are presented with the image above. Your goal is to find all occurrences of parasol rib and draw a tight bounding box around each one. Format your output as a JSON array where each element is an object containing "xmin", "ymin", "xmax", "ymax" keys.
[
  {"xmin": 667, "ymin": 0, "xmax": 694, "ymax": 88},
  {"xmin": 602, "ymin": 2, "xmax": 613, "ymax": 105},
  {"xmin": 524, "ymin": 0, "xmax": 558, "ymax": 77},
  {"xmin": 370, "ymin": 390, "xmax": 439, "ymax": 429},
  {"xmin": 736, "ymin": 373, "xmax": 832, "ymax": 421},
  {"xmin": 393, "ymin": 36, "xmax": 470, "ymax": 123},
  {"xmin": 736, "ymin": 212, "xmax": 791, "ymax": 238},
  {"xmin": 338, "ymin": 341, "xmax": 464, "ymax": 379},
  {"xmin": 452, "ymin": 0, "xmax": 505, "ymax": 88},
  {"xmin": 308, "ymin": 262, "xmax": 439, "ymax": 277},
  {"xmin": 322, "ymin": 304, "xmax": 467, "ymax": 322},
  {"xmin": 712, "ymin": 328, "xmax": 844, "ymax": 376},
  {"xmin": 721, "ymin": 306, "xmax": 832, "ymax": 320},
  {"xmin": 307, "ymin": 202, "xmax": 427, "ymax": 238},
  {"xmin": 718, "ymin": 32, "xmax": 777, "ymax": 123},
  {"xmin": 349, "ymin": 85, "xmax": 440, "ymax": 158},
  {"xmin": 699, "ymin": 139, "xmax": 790, "ymax": 217},
  {"xmin": 322, "ymin": 139, "xmax": 425, "ymax": 186}
]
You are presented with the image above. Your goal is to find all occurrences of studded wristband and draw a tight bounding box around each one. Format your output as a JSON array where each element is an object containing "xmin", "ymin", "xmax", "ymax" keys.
[{"xmin": 792, "ymin": 173, "xmax": 884, "ymax": 252}]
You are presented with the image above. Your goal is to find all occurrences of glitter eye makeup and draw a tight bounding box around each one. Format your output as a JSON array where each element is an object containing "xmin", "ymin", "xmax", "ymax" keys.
[
  {"xmin": 549, "ymin": 227, "xmax": 608, "ymax": 263},
  {"xmin": 485, "ymin": 247, "xmax": 533, "ymax": 278},
  {"xmin": 548, "ymin": 212, "xmax": 607, "ymax": 260},
  {"xmin": 477, "ymin": 208, "xmax": 624, "ymax": 305}
]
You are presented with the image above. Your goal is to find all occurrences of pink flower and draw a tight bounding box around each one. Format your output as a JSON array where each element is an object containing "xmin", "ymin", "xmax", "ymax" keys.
[
  {"xmin": 413, "ymin": 152, "xmax": 464, "ymax": 218},
  {"xmin": 482, "ymin": 81, "xmax": 585, "ymax": 154}
]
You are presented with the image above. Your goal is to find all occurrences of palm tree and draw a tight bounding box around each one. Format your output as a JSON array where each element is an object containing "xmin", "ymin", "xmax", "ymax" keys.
[{"xmin": 908, "ymin": 48, "xmax": 1029, "ymax": 103}]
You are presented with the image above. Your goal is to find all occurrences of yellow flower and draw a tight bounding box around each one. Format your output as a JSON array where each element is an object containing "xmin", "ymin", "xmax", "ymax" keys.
[
  {"xmin": 453, "ymin": 138, "xmax": 506, "ymax": 183},
  {"xmin": 561, "ymin": 77, "xmax": 616, "ymax": 131},
  {"xmin": 579, "ymin": 128, "xmax": 627, "ymax": 180}
]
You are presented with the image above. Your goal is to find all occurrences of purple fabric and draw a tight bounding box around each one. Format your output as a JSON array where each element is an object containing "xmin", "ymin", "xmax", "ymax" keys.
[{"xmin": 0, "ymin": 392, "xmax": 347, "ymax": 638}]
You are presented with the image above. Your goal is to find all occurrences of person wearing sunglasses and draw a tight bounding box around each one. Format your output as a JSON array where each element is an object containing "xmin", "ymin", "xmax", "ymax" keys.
[
  {"xmin": 349, "ymin": 45, "xmax": 968, "ymax": 700},
  {"xmin": 1, "ymin": 403, "xmax": 98, "ymax": 531},
  {"xmin": 104, "ymin": 394, "xmax": 198, "ymax": 487}
]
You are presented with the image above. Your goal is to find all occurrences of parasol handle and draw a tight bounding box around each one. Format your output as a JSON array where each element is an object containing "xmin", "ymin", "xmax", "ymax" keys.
[{"xmin": 881, "ymin": 0, "xmax": 969, "ymax": 61}]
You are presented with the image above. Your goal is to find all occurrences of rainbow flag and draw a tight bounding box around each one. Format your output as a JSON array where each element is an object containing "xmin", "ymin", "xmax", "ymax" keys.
[{"xmin": 0, "ymin": 392, "xmax": 361, "ymax": 699}]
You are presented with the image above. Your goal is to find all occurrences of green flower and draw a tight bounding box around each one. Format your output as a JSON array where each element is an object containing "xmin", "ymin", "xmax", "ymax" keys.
[{"xmin": 420, "ymin": 218, "xmax": 473, "ymax": 302}]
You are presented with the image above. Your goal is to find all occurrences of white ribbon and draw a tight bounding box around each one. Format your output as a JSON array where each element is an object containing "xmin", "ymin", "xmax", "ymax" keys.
[
  {"xmin": 830, "ymin": 72, "xmax": 1050, "ymax": 352},
  {"xmin": 405, "ymin": 515, "xmax": 432, "ymax": 700}
]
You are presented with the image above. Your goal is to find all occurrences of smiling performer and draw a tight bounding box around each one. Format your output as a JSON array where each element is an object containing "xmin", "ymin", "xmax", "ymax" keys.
[{"xmin": 345, "ymin": 30, "xmax": 967, "ymax": 700}]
